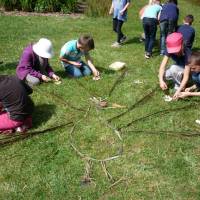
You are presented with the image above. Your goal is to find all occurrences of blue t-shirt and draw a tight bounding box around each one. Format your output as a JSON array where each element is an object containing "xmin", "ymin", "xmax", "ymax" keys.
[
  {"xmin": 60, "ymin": 40, "xmax": 89, "ymax": 65},
  {"xmin": 113, "ymin": 0, "xmax": 130, "ymax": 21},
  {"xmin": 177, "ymin": 24, "xmax": 195, "ymax": 49},
  {"xmin": 165, "ymin": 47, "xmax": 191, "ymax": 67},
  {"xmin": 160, "ymin": 3, "xmax": 179, "ymax": 22},
  {"xmin": 143, "ymin": 4, "xmax": 162, "ymax": 19}
]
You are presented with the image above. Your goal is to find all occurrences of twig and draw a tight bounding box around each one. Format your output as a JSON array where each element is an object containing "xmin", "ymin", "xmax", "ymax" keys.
[
  {"xmin": 107, "ymin": 85, "xmax": 158, "ymax": 123},
  {"xmin": 0, "ymin": 122, "xmax": 73, "ymax": 148},
  {"xmin": 124, "ymin": 129, "xmax": 200, "ymax": 137},
  {"xmin": 119, "ymin": 103, "xmax": 198, "ymax": 130},
  {"xmin": 109, "ymin": 177, "xmax": 126, "ymax": 189},
  {"xmin": 95, "ymin": 107, "xmax": 123, "ymax": 141},
  {"xmin": 35, "ymin": 86, "xmax": 85, "ymax": 112},
  {"xmin": 101, "ymin": 161, "xmax": 113, "ymax": 182},
  {"xmin": 69, "ymin": 121, "xmax": 121, "ymax": 162},
  {"xmin": 108, "ymin": 69, "xmax": 127, "ymax": 97},
  {"xmin": 75, "ymin": 79, "xmax": 99, "ymax": 97},
  {"xmin": 81, "ymin": 159, "xmax": 95, "ymax": 185}
]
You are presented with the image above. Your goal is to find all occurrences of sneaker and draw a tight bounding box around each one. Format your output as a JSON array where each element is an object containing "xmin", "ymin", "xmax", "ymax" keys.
[
  {"xmin": 139, "ymin": 37, "xmax": 145, "ymax": 42},
  {"xmin": 111, "ymin": 42, "xmax": 121, "ymax": 48},
  {"xmin": 160, "ymin": 51, "xmax": 165, "ymax": 56},
  {"xmin": 15, "ymin": 125, "xmax": 28, "ymax": 133},
  {"xmin": 145, "ymin": 52, "xmax": 151, "ymax": 59},
  {"xmin": 120, "ymin": 36, "xmax": 127, "ymax": 44}
]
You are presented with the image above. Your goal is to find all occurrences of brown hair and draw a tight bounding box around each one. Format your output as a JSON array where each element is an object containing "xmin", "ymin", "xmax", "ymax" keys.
[
  {"xmin": 184, "ymin": 15, "xmax": 194, "ymax": 25},
  {"xmin": 188, "ymin": 52, "xmax": 200, "ymax": 66},
  {"xmin": 78, "ymin": 35, "xmax": 95, "ymax": 50}
]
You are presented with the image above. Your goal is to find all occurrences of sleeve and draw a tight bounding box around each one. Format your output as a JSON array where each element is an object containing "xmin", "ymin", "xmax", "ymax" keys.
[
  {"xmin": 19, "ymin": 50, "xmax": 42, "ymax": 79},
  {"xmin": 191, "ymin": 29, "xmax": 195, "ymax": 47},
  {"xmin": 46, "ymin": 63, "xmax": 55, "ymax": 77},
  {"xmin": 60, "ymin": 44, "xmax": 72, "ymax": 58}
]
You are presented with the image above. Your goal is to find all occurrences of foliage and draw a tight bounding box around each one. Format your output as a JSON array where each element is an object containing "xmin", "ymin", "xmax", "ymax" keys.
[
  {"xmin": 85, "ymin": 0, "xmax": 110, "ymax": 17},
  {"xmin": 0, "ymin": 0, "xmax": 78, "ymax": 12}
]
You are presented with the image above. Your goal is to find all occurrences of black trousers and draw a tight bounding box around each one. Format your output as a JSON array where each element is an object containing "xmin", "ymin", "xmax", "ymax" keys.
[{"xmin": 113, "ymin": 18, "xmax": 124, "ymax": 43}]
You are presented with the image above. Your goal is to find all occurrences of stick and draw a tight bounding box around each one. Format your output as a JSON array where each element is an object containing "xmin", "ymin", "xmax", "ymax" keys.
[
  {"xmin": 35, "ymin": 86, "xmax": 85, "ymax": 112},
  {"xmin": 125, "ymin": 129, "xmax": 200, "ymax": 137},
  {"xmin": 101, "ymin": 161, "xmax": 113, "ymax": 181},
  {"xmin": 108, "ymin": 69, "xmax": 127, "ymax": 97},
  {"xmin": 75, "ymin": 79, "xmax": 99, "ymax": 97},
  {"xmin": 119, "ymin": 103, "xmax": 198, "ymax": 130},
  {"xmin": 107, "ymin": 85, "xmax": 158, "ymax": 122},
  {"xmin": 0, "ymin": 122, "xmax": 73, "ymax": 147},
  {"xmin": 109, "ymin": 177, "xmax": 126, "ymax": 189}
]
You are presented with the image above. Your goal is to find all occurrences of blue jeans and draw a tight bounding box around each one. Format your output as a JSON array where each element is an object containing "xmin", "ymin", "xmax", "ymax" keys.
[
  {"xmin": 62, "ymin": 61, "xmax": 91, "ymax": 78},
  {"xmin": 160, "ymin": 20, "xmax": 177, "ymax": 54},
  {"xmin": 143, "ymin": 17, "xmax": 157, "ymax": 54},
  {"xmin": 192, "ymin": 73, "xmax": 200, "ymax": 87},
  {"xmin": 113, "ymin": 18, "xmax": 124, "ymax": 43}
]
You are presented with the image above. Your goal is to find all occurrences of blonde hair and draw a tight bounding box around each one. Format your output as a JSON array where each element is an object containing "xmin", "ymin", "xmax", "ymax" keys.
[{"xmin": 148, "ymin": 0, "xmax": 153, "ymax": 5}]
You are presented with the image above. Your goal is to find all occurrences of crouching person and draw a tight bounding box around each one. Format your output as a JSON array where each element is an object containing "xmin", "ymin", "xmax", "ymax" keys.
[
  {"xmin": 59, "ymin": 35, "xmax": 100, "ymax": 79},
  {"xmin": 16, "ymin": 38, "xmax": 60, "ymax": 87},
  {"xmin": 0, "ymin": 75, "xmax": 34, "ymax": 133},
  {"xmin": 159, "ymin": 32, "xmax": 191, "ymax": 91},
  {"xmin": 173, "ymin": 52, "xmax": 200, "ymax": 99}
]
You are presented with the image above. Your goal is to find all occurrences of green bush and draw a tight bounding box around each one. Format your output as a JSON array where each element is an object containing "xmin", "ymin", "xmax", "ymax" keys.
[
  {"xmin": 0, "ymin": 0, "xmax": 78, "ymax": 12},
  {"xmin": 0, "ymin": 0, "xmax": 20, "ymax": 11},
  {"xmin": 85, "ymin": 0, "xmax": 110, "ymax": 17}
]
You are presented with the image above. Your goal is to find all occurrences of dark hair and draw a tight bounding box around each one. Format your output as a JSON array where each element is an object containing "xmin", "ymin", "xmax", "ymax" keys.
[
  {"xmin": 184, "ymin": 14, "xmax": 194, "ymax": 25},
  {"xmin": 78, "ymin": 35, "xmax": 95, "ymax": 50},
  {"xmin": 168, "ymin": 0, "xmax": 178, "ymax": 5},
  {"xmin": 188, "ymin": 52, "xmax": 200, "ymax": 66}
]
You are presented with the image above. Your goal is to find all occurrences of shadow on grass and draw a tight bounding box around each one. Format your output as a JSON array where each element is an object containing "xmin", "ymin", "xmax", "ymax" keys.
[
  {"xmin": 125, "ymin": 37, "xmax": 143, "ymax": 45},
  {"xmin": 32, "ymin": 104, "xmax": 56, "ymax": 128},
  {"xmin": 96, "ymin": 66, "xmax": 115, "ymax": 75},
  {"xmin": 0, "ymin": 62, "xmax": 18, "ymax": 72},
  {"xmin": 55, "ymin": 67, "xmax": 115, "ymax": 77},
  {"xmin": 54, "ymin": 70, "xmax": 68, "ymax": 79},
  {"xmin": 0, "ymin": 104, "xmax": 73, "ymax": 148},
  {"xmin": 192, "ymin": 47, "xmax": 200, "ymax": 51}
]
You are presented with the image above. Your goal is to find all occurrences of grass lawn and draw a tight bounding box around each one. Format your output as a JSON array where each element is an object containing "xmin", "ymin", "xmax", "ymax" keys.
[{"xmin": 1, "ymin": 0, "xmax": 200, "ymax": 199}]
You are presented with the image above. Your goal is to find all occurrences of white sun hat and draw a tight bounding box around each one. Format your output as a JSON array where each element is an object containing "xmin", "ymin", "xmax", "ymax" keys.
[{"xmin": 33, "ymin": 38, "xmax": 54, "ymax": 58}]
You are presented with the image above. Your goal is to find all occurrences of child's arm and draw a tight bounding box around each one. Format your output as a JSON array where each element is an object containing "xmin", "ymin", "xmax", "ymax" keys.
[
  {"xmin": 85, "ymin": 54, "xmax": 99, "ymax": 77},
  {"xmin": 59, "ymin": 57, "xmax": 82, "ymax": 67},
  {"xmin": 173, "ymin": 65, "xmax": 191, "ymax": 99},
  {"xmin": 109, "ymin": 2, "xmax": 114, "ymax": 15},
  {"xmin": 159, "ymin": 55, "xmax": 169, "ymax": 90},
  {"xmin": 120, "ymin": 1, "xmax": 130, "ymax": 15},
  {"xmin": 178, "ymin": 91, "xmax": 200, "ymax": 98}
]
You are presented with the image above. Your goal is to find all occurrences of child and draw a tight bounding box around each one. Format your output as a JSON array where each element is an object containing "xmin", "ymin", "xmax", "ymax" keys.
[
  {"xmin": 109, "ymin": 0, "xmax": 131, "ymax": 48},
  {"xmin": 173, "ymin": 52, "xmax": 200, "ymax": 99},
  {"xmin": 159, "ymin": 32, "xmax": 191, "ymax": 91},
  {"xmin": 16, "ymin": 38, "xmax": 60, "ymax": 87},
  {"xmin": 142, "ymin": 0, "xmax": 162, "ymax": 58},
  {"xmin": 139, "ymin": 0, "xmax": 154, "ymax": 42},
  {"xmin": 159, "ymin": 0, "xmax": 179, "ymax": 55},
  {"xmin": 0, "ymin": 75, "xmax": 34, "ymax": 133},
  {"xmin": 60, "ymin": 35, "xmax": 100, "ymax": 79},
  {"xmin": 177, "ymin": 15, "xmax": 195, "ymax": 50}
]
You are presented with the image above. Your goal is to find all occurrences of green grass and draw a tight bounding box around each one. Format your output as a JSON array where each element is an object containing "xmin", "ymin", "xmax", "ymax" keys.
[{"xmin": 1, "ymin": 1, "xmax": 200, "ymax": 199}]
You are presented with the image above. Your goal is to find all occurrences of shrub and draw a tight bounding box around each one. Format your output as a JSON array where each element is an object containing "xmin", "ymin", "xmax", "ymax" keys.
[
  {"xmin": 0, "ymin": 0, "xmax": 78, "ymax": 12},
  {"xmin": 85, "ymin": 0, "xmax": 110, "ymax": 17}
]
